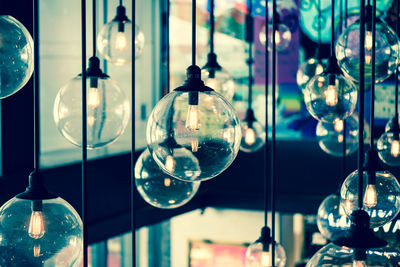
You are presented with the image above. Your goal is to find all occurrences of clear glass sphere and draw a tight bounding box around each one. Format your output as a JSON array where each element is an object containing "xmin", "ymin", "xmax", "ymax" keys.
[
  {"xmin": 316, "ymin": 114, "xmax": 364, "ymax": 157},
  {"xmin": 385, "ymin": 117, "xmax": 400, "ymax": 132},
  {"xmin": 336, "ymin": 18, "xmax": 400, "ymax": 84},
  {"xmin": 340, "ymin": 170, "xmax": 400, "ymax": 228},
  {"xmin": 53, "ymin": 75, "xmax": 130, "ymax": 149},
  {"xmin": 0, "ymin": 197, "xmax": 83, "ymax": 266},
  {"xmin": 259, "ymin": 23, "xmax": 291, "ymax": 51},
  {"xmin": 306, "ymin": 243, "xmax": 400, "ymax": 267},
  {"xmin": 317, "ymin": 194, "xmax": 351, "ymax": 241},
  {"xmin": 97, "ymin": 21, "xmax": 145, "ymax": 65},
  {"xmin": 296, "ymin": 58, "xmax": 326, "ymax": 91},
  {"xmin": 146, "ymin": 90, "xmax": 241, "ymax": 182},
  {"xmin": 240, "ymin": 120, "xmax": 265, "ymax": 153},
  {"xmin": 377, "ymin": 131, "xmax": 400, "ymax": 167},
  {"xmin": 0, "ymin": 16, "xmax": 34, "ymax": 98},
  {"xmin": 245, "ymin": 241, "xmax": 286, "ymax": 267},
  {"xmin": 201, "ymin": 68, "xmax": 235, "ymax": 102},
  {"xmin": 303, "ymin": 72, "xmax": 358, "ymax": 123},
  {"xmin": 135, "ymin": 148, "xmax": 201, "ymax": 209}
]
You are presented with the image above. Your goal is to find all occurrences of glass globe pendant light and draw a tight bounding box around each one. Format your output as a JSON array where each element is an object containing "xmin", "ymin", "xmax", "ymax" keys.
[
  {"xmin": 146, "ymin": 0, "xmax": 241, "ymax": 182},
  {"xmin": 335, "ymin": 3, "xmax": 400, "ymax": 84},
  {"xmin": 201, "ymin": 0, "xmax": 235, "ymax": 101},
  {"xmin": 0, "ymin": 15, "xmax": 34, "ymax": 98},
  {"xmin": 97, "ymin": 0, "xmax": 145, "ymax": 65},
  {"xmin": 303, "ymin": 0, "xmax": 357, "ymax": 123},
  {"xmin": 259, "ymin": 15, "xmax": 291, "ymax": 51},
  {"xmin": 54, "ymin": 0, "xmax": 130, "ymax": 149},
  {"xmin": 240, "ymin": 0, "xmax": 265, "ymax": 153}
]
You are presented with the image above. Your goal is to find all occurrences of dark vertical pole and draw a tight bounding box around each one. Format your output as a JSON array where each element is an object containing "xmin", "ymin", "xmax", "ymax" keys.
[
  {"xmin": 33, "ymin": 0, "xmax": 40, "ymax": 171},
  {"xmin": 358, "ymin": 0, "xmax": 365, "ymax": 210},
  {"xmin": 209, "ymin": 0, "xmax": 214, "ymax": 54},
  {"xmin": 370, "ymin": 0, "xmax": 375, "ymax": 148},
  {"xmin": 396, "ymin": 0, "xmax": 399, "ymax": 120},
  {"xmin": 264, "ymin": 0, "xmax": 269, "ymax": 228},
  {"xmin": 330, "ymin": 0, "xmax": 335, "ymax": 57},
  {"xmin": 192, "ymin": 0, "xmax": 196, "ymax": 66},
  {"xmin": 93, "ymin": 0, "xmax": 97, "ymax": 56},
  {"xmin": 246, "ymin": 0, "xmax": 254, "ymax": 109}
]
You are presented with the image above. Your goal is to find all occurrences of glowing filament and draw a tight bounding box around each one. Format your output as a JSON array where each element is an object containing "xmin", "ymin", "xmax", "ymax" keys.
[
  {"xmin": 164, "ymin": 178, "xmax": 171, "ymax": 187},
  {"xmin": 364, "ymin": 184, "xmax": 378, "ymax": 208},
  {"xmin": 274, "ymin": 30, "xmax": 281, "ymax": 45},
  {"xmin": 191, "ymin": 138, "xmax": 199, "ymax": 152},
  {"xmin": 165, "ymin": 155, "xmax": 176, "ymax": 173},
  {"xmin": 28, "ymin": 211, "xmax": 45, "ymax": 239},
  {"xmin": 88, "ymin": 88, "xmax": 101, "ymax": 108},
  {"xmin": 365, "ymin": 54, "xmax": 372, "ymax": 65},
  {"xmin": 88, "ymin": 115, "xmax": 95, "ymax": 127},
  {"xmin": 391, "ymin": 140, "xmax": 400, "ymax": 157},
  {"xmin": 325, "ymin": 85, "xmax": 338, "ymax": 106},
  {"xmin": 353, "ymin": 261, "xmax": 367, "ymax": 267},
  {"xmin": 338, "ymin": 134, "xmax": 344, "ymax": 143},
  {"xmin": 186, "ymin": 105, "xmax": 200, "ymax": 132},
  {"xmin": 115, "ymin": 32, "xmax": 128, "ymax": 51},
  {"xmin": 334, "ymin": 120, "xmax": 344, "ymax": 132},
  {"xmin": 261, "ymin": 251, "xmax": 271, "ymax": 267},
  {"xmin": 33, "ymin": 244, "xmax": 41, "ymax": 258},
  {"xmin": 244, "ymin": 127, "xmax": 256, "ymax": 146},
  {"xmin": 315, "ymin": 64, "xmax": 324, "ymax": 75},
  {"xmin": 365, "ymin": 31, "xmax": 373, "ymax": 50},
  {"xmin": 205, "ymin": 78, "xmax": 220, "ymax": 91}
]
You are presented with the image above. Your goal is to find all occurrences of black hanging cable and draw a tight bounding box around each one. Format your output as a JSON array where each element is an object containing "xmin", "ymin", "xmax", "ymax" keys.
[
  {"xmin": 192, "ymin": 0, "xmax": 196, "ymax": 66},
  {"xmin": 370, "ymin": 0, "xmax": 376, "ymax": 149},
  {"xmin": 93, "ymin": 0, "xmax": 97, "ymax": 57},
  {"xmin": 271, "ymin": 0, "xmax": 277, "ymax": 264},
  {"xmin": 210, "ymin": 0, "xmax": 215, "ymax": 55},
  {"xmin": 120, "ymin": 0, "xmax": 123, "ymax": 6},
  {"xmin": 342, "ymin": 122, "xmax": 347, "ymax": 181},
  {"xmin": 344, "ymin": 0, "xmax": 348, "ymax": 27},
  {"xmin": 264, "ymin": 0, "xmax": 269, "ymax": 228},
  {"xmin": 395, "ymin": 0, "xmax": 399, "ymax": 122},
  {"xmin": 246, "ymin": 0, "xmax": 254, "ymax": 109},
  {"xmin": 339, "ymin": 0, "xmax": 343, "ymax": 33},
  {"xmin": 317, "ymin": 0, "xmax": 321, "ymax": 53},
  {"xmin": 330, "ymin": 0, "xmax": 335, "ymax": 57},
  {"xmin": 131, "ymin": 0, "xmax": 137, "ymax": 265},
  {"xmin": 33, "ymin": 0, "xmax": 40, "ymax": 172},
  {"xmin": 358, "ymin": 0, "xmax": 366, "ymax": 210}
]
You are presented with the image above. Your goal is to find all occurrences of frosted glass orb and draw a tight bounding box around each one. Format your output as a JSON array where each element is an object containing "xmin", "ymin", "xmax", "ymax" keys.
[
  {"xmin": 303, "ymin": 72, "xmax": 358, "ymax": 123},
  {"xmin": 245, "ymin": 240, "xmax": 286, "ymax": 267},
  {"xmin": 240, "ymin": 119, "xmax": 265, "ymax": 153},
  {"xmin": 336, "ymin": 18, "xmax": 400, "ymax": 84},
  {"xmin": 259, "ymin": 23, "xmax": 291, "ymax": 51},
  {"xmin": 316, "ymin": 114, "xmax": 365, "ymax": 157},
  {"xmin": 0, "ymin": 197, "xmax": 82, "ymax": 266},
  {"xmin": 97, "ymin": 19, "xmax": 144, "ymax": 65},
  {"xmin": 317, "ymin": 193, "xmax": 351, "ymax": 241},
  {"xmin": 146, "ymin": 90, "xmax": 241, "ymax": 182},
  {"xmin": 340, "ymin": 170, "xmax": 400, "ymax": 228},
  {"xmin": 135, "ymin": 149, "xmax": 201, "ymax": 209},
  {"xmin": 201, "ymin": 68, "xmax": 235, "ymax": 101},
  {"xmin": 296, "ymin": 58, "xmax": 326, "ymax": 91},
  {"xmin": 0, "ymin": 16, "xmax": 34, "ymax": 98},
  {"xmin": 377, "ymin": 131, "xmax": 400, "ymax": 167},
  {"xmin": 306, "ymin": 243, "xmax": 400, "ymax": 267},
  {"xmin": 53, "ymin": 74, "xmax": 130, "ymax": 149}
]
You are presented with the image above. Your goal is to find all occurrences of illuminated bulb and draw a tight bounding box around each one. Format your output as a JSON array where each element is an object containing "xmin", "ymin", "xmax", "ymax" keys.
[
  {"xmin": 364, "ymin": 184, "xmax": 378, "ymax": 208},
  {"xmin": 191, "ymin": 138, "xmax": 199, "ymax": 152},
  {"xmin": 33, "ymin": 244, "xmax": 41, "ymax": 258},
  {"xmin": 164, "ymin": 178, "xmax": 171, "ymax": 187},
  {"xmin": 261, "ymin": 251, "xmax": 271, "ymax": 267},
  {"xmin": 316, "ymin": 64, "xmax": 324, "ymax": 74},
  {"xmin": 28, "ymin": 211, "xmax": 45, "ymax": 239},
  {"xmin": 365, "ymin": 54, "xmax": 372, "ymax": 65},
  {"xmin": 365, "ymin": 31, "xmax": 373, "ymax": 50},
  {"xmin": 205, "ymin": 78, "xmax": 220, "ymax": 91},
  {"xmin": 275, "ymin": 30, "xmax": 281, "ymax": 45},
  {"xmin": 165, "ymin": 155, "xmax": 176, "ymax": 173},
  {"xmin": 186, "ymin": 105, "xmax": 200, "ymax": 132},
  {"xmin": 88, "ymin": 87, "xmax": 101, "ymax": 108},
  {"xmin": 115, "ymin": 32, "xmax": 128, "ymax": 51},
  {"xmin": 338, "ymin": 134, "xmax": 344, "ymax": 143},
  {"xmin": 334, "ymin": 120, "xmax": 344, "ymax": 132},
  {"xmin": 339, "ymin": 203, "xmax": 346, "ymax": 216},
  {"xmin": 244, "ymin": 127, "xmax": 256, "ymax": 146},
  {"xmin": 88, "ymin": 115, "xmax": 95, "ymax": 127},
  {"xmin": 391, "ymin": 140, "xmax": 400, "ymax": 157},
  {"xmin": 353, "ymin": 260, "xmax": 367, "ymax": 267},
  {"xmin": 325, "ymin": 85, "xmax": 338, "ymax": 106}
]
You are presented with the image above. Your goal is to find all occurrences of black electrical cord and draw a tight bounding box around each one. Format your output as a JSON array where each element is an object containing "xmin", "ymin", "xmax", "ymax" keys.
[
  {"xmin": 247, "ymin": 0, "xmax": 254, "ymax": 109},
  {"xmin": 330, "ymin": 0, "xmax": 335, "ymax": 57},
  {"xmin": 167, "ymin": 0, "xmax": 170, "ymax": 93},
  {"xmin": 120, "ymin": 0, "xmax": 123, "ymax": 6},
  {"xmin": 344, "ymin": 0, "xmax": 348, "ymax": 27},
  {"xmin": 370, "ymin": 0, "xmax": 376, "ymax": 148},
  {"xmin": 210, "ymin": 0, "xmax": 214, "ymax": 54},
  {"xmin": 264, "ymin": 0, "xmax": 269, "ymax": 228},
  {"xmin": 271, "ymin": 0, "xmax": 277, "ymax": 264},
  {"xmin": 93, "ymin": 0, "xmax": 97, "ymax": 57},
  {"xmin": 317, "ymin": 0, "xmax": 321, "ymax": 52},
  {"xmin": 81, "ymin": 0, "xmax": 88, "ymax": 265},
  {"xmin": 192, "ymin": 0, "xmax": 196, "ymax": 66},
  {"xmin": 395, "ymin": 0, "xmax": 399, "ymax": 120},
  {"xmin": 358, "ymin": 0, "xmax": 366, "ymax": 210},
  {"xmin": 33, "ymin": 0, "xmax": 39, "ymax": 172},
  {"xmin": 342, "ymin": 122, "xmax": 347, "ymax": 182}
]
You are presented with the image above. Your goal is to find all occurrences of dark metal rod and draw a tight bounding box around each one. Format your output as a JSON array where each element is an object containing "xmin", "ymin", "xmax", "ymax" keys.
[
  {"xmin": 167, "ymin": 0, "xmax": 170, "ymax": 94},
  {"xmin": 131, "ymin": 0, "xmax": 137, "ymax": 265},
  {"xmin": 358, "ymin": 0, "xmax": 366, "ymax": 210},
  {"xmin": 247, "ymin": 0, "xmax": 253, "ymax": 108},
  {"xmin": 317, "ymin": 0, "xmax": 321, "ymax": 50},
  {"xmin": 33, "ymin": 0, "xmax": 40, "ymax": 171},
  {"xmin": 395, "ymin": 0, "xmax": 399, "ymax": 117},
  {"xmin": 192, "ymin": 0, "xmax": 196, "ymax": 66},
  {"xmin": 345, "ymin": 0, "xmax": 348, "ymax": 27},
  {"xmin": 331, "ymin": 0, "xmax": 335, "ymax": 57},
  {"xmin": 210, "ymin": 0, "xmax": 214, "ymax": 54},
  {"xmin": 81, "ymin": 0, "xmax": 88, "ymax": 264},
  {"xmin": 93, "ymin": 0, "xmax": 97, "ymax": 57},
  {"xmin": 370, "ymin": 0, "xmax": 376, "ymax": 147},
  {"xmin": 342, "ymin": 122, "xmax": 346, "ymax": 183},
  {"xmin": 120, "ymin": 0, "xmax": 122, "ymax": 6},
  {"xmin": 264, "ymin": 0, "xmax": 269, "ymax": 228},
  {"xmin": 271, "ymin": 0, "xmax": 277, "ymax": 264}
]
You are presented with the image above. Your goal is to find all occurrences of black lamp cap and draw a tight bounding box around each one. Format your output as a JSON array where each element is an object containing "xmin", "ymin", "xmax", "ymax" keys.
[
  {"xmin": 256, "ymin": 226, "xmax": 273, "ymax": 251},
  {"xmin": 387, "ymin": 116, "xmax": 400, "ymax": 139},
  {"xmin": 244, "ymin": 108, "xmax": 257, "ymax": 124},
  {"xmin": 202, "ymin": 53, "xmax": 222, "ymax": 71},
  {"xmin": 114, "ymin": 5, "xmax": 129, "ymax": 22},
  {"xmin": 333, "ymin": 210, "xmax": 387, "ymax": 248},
  {"xmin": 16, "ymin": 170, "xmax": 57, "ymax": 200},
  {"xmin": 364, "ymin": 149, "xmax": 380, "ymax": 184},
  {"xmin": 84, "ymin": 56, "xmax": 110, "ymax": 78},
  {"xmin": 175, "ymin": 65, "xmax": 213, "ymax": 92},
  {"xmin": 325, "ymin": 56, "xmax": 342, "ymax": 75}
]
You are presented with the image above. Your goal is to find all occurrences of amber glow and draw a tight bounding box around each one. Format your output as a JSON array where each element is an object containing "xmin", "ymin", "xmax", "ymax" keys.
[
  {"xmin": 186, "ymin": 105, "xmax": 200, "ymax": 132},
  {"xmin": 88, "ymin": 88, "xmax": 101, "ymax": 108},
  {"xmin": 164, "ymin": 178, "xmax": 171, "ymax": 187},
  {"xmin": 244, "ymin": 127, "xmax": 256, "ymax": 146},
  {"xmin": 334, "ymin": 120, "xmax": 344, "ymax": 132},
  {"xmin": 261, "ymin": 251, "xmax": 271, "ymax": 267},
  {"xmin": 115, "ymin": 32, "xmax": 128, "ymax": 51},
  {"xmin": 191, "ymin": 138, "xmax": 199, "ymax": 152},
  {"xmin": 365, "ymin": 31, "xmax": 373, "ymax": 50},
  {"xmin": 364, "ymin": 184, "xmax": 378, "ymax": 208},
  {"xmin": 325, "ymin": 85, "xmax": 338, "ymax": 106},
  {"xmin": 28, "ymin": 211, "xmax": 45, "ymax": 239},
  {"xmin": 165, "ymin": 155, "xmax": 176, "ymax": 173},
  {"xmin": 33, "ymin": 244, "xmax": 41, "ymax": 258},
  {"xmin": 353, "ymin": 260, "xmax": 367, "ymax": 267},
  {"xmin": 391, "ymin": 140, "xmax": 400, "ymax": 157}
]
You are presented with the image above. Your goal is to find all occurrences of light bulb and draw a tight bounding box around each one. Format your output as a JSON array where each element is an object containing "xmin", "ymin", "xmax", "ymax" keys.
[
  {"xmin": 365, "ymin": 31, "xmax": 373, "ymax": 51},
  {"xmin": 275, "ymin": 30, "xmax": 281, "ymax": 45},
  {"xmin": 259, "ymin": 23, "xmax": 291, "ymax": 51},
  {"xmin": 391, "ymin": 140, "xmax": 400, "ymax": 157},
  {"xmin": 33, "ymin": 244, "xmax": 41, "ymax": 258},
  {"xmin": 365, "ymin": 54, "xmax": 372, "ymax": 65},
  {"xmin": 363, "ymin": 184, "xmax": 377, "ymax": 208},
  {"xmin": 296, "ymin": 58, "xmax": 326, "ymax": 90},
  {"xmin": 325, "ymin": 85, "xmax": 338, "ymax": 106},
  {"xmin": 244, "ymin": 127, "xmax": 256, "ymax": 146},
  {"xmin": 191, "ymin": 138, "xmax": 199, "ymax": 152},
  {"xmin": 261, "ymin": 251, "xmax": 271, "ymax": 267},
  {"xmin": 186, "ymin": 105, "xmax": 201, "ymax": 132},
  {"xmin": 334, "ymin": 120, "xmax": 344, "ymax": 132},
  {"xmin": 88, "ymin": 87, "xmax": 101, "ymax": 108},
  {"xmin": 164, "ymin": 178, "xmax": 171, "ymax": 187},
  {"xmin": 28, "ymin": 211, "xmax": 45, "ymax": 239},
  {"xmin": 353, "ymin": 260, "xmax": 367, "ymax": 267},
  {"xmin": 165, "ymin": 155, "xmax": 176, "ymax": 173},
  {"xmin": 245, "ymin": 240, "xmax": 286, "ymax": 267},
  {"xmin": 201, "ymin": 68, "xmax": 235, "ymax": 101},
  {"xmin": 115, "ymin": 32, "xmax": 128, "ymax": 51}
]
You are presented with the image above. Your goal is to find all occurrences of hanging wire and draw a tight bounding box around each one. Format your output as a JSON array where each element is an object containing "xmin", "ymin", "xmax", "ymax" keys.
[
  {"xmin": 395, "ymin": 0, "xmax": 399, "ymax": 120},
  {"xmin": 271, "ymin": 0, "xmax": 277, "ymax": 264},
  {"xmin": 33, "ymin": 0, "xmax": 40, "ymax": 171},
  {"xmin": 264, "ymin": 0, "xmax": 269, "ymax": 228},
  {"xmin": 317, "ymin": 0, "xmax": 321, "ymax": 53},
  {"xmin": 120, "ymin": 0, "xmax": 123, "ymax": 6},
  {"xmin": 358, "ymin": 0, "xmax": 366, "ymax": 210},
  {"xmin": 93, "ymin": 0, "xmax": 97, "ymax": 57},
  {"xmin": 192, "ymin": 0, "xmax": 197, "ymax": 66},
  {"xmin": 209, "ymin": 0, "xmax": 215, "ymax": 54},
  {"xmin": 81, "ymin": 0, "xmax": 88, "ymax": 265},
  {"xmin": 246, "ymin": 0, "xmax": 254, "ymax": 109},
  {"xmin": 330, "ymin": 0, "xmax": 335, "ymax": 57},
  {"xmin": 370, "ymin": 0, "xmax": 376, "ymax": 149},
  {"xmin": 131, "ymin": 0, "xmax": 137, "ymax": 265}
]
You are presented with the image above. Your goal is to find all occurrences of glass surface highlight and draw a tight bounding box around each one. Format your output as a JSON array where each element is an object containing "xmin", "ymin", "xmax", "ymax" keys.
[
  {"xmin": 146, "ymin": 90, "xmax": 241, "ymax": 182},
  {"xmin": 240, "ymin": 120, "xmax": 265, "ymax": 153},
  {"xmin": 135, "ymin": 149, "xmax": 201, "ymax": 209},
  {"xmin": 201, "ymin": 68, "xmax": 235, "ymax": 102},
  {"xmin": 0, "ymin": 197, "xmax": 83, "ymax": 266},
  {"xmin": 259, "ymin": 23, "xmax": 291, "ymax": 51},
  {"xmin": 377, "ymin": 131, "xmax": 400, "ymax": 166},
  {"xmin": 296, "ymin": 58, "xmax": 326, "ymax": 91},
  {"xmin": 245, "ymin": 240, "xmax": 286, "ymax": 267}
]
